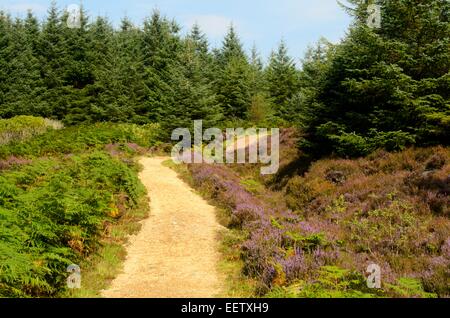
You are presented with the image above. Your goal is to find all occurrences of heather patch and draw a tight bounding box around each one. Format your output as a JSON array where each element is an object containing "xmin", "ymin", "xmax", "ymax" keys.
[{"xmin": 187, "ymin": 134, "xmax": 449, "ymax": 297}]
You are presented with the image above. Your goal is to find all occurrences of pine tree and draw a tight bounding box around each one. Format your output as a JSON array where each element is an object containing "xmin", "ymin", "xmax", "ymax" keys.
[
  {"xmin": 215, "ymin": 24, "xmax": 247, "ymax": 66},
  {"xmin": 265, "ymin": 40, "xmax": 299, "ymax": 119},
  {"xmin": 161, "ymin": 38, "xmax": 222, "ymax": 137},
  {"xmin": 216, "ymin": 56, "xmax": 252, "ymax": 119},
  {"xmin": 249, "ymin": 44, "xmax": 264, "ymax": 96},
  {"xmin": 1, "ymin": 14, "xmax": 43, "ymax": 117},
  {"xmin": 24, "ymin": 10, "xmax": 40, "ymax": 54},
  {"xmin": 87, "ymin": 16, "xmax": 118, "ymax": 122},
  {"xmin": 89, "ymin": 17, "xmax": 146, "ymax": 122},
  {"xmin": 117, "ymin": 18, "xmax": 147, "ymax": 124},
  {"xmin": 188, "ymin": 23, "xmax": 209, "ymax": 56},
  {"xmin": 300, "ymin": 0, "xmax": 450, "ymax": 157},
  {"xmin": 214, "ymin": 26, "xmax": 252, "ymax": 119},
  {"xmin": 58, "ymin": 5, "xmax": 94, "ymax": 124},
  {"xmin": 0, "ymin": 11, "xmax": 12, "ymax": 115},
  {"xmin": 290, "ymin": 38, "xmax": 334, "ymax": 127},
  {"xmin": 38, "ymin": 2, "xmax": 66, "ymax": 118},
  {"xmin": 140, "ymin": 10, "xmax": 181, "ymax": 123}
]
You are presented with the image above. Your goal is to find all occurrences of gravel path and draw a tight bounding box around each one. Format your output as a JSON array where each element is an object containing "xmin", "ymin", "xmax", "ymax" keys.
[{"xmin": 102, "ymin": 157, "xmax": 223, "ymax": 298}]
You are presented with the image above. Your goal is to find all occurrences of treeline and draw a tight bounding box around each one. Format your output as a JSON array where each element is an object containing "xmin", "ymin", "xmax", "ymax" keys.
[
  {"xmin": 299, "ymin": 0, "xmax": 450, "ymax": 157},
  {"xmin": 0, "ymin": 0, "xmax": 448, "ymax": 157},
  {"xmin": 0, "ymin": 3, "xmax": 299, "ymax": 131}
]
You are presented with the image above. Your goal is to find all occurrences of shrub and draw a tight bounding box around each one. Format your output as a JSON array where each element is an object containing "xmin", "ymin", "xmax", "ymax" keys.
[
  {"xmin": 346, "ymin": 201, "xmax": 430, "ymax": 255},
  {"xmin": 0, "ymin": 122, "xmax": 159, "ymax": 159},
  {"xmin": 186, "ymin": 142, "xmax": 449, "ymax": 297},
  {"xmin": 285, "ymin": 175, "xmax": 334, "ymax": 212},
  {"xmin": 0, "ymin": 116, "xmax": 63, "ymax": 146},
  {"xmin": 386, "ymin": 278, "xmax": 437, "ymax": 298},
  {"xmin": 267, "ymin": 266, "xmax": 378, "ymax": 298},
  {"xmin": 0, "ymin": 151, "xmax": 145, "ymax": 297}
]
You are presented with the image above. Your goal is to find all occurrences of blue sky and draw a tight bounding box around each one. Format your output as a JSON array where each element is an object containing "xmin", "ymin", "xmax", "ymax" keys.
[{"xmin": 0, "ymin": 0, "xmax": 353, "ymax": 61}]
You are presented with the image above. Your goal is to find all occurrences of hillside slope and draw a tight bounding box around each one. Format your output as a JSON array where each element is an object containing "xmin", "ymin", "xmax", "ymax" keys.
[{"xmin": 182, "ymin": 129, "xmax": 449, "ymax": 297}]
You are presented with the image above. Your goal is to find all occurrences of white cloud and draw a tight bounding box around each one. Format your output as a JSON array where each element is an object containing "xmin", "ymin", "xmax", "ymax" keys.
[
  {"xmin": 185, "ymin": 14, "xmax": 237, "ymax": 40},
  {"xmin": 2, "ymin": 3, "xmax": 47, "ymax": 14}
]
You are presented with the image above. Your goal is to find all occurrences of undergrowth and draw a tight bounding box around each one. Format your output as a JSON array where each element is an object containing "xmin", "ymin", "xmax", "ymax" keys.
[
  {"xmin": 181, "ymin": 128, "xmax": 449, "ymax": 298},
  {"xmin": 0, "ymin": 117, "xmax": 156, "ymax": 297}
]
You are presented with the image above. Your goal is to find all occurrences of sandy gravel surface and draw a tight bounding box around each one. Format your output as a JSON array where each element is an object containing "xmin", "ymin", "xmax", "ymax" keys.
[{"xmin": 102, "ymin": 157, "xmax": 223, "ymax": 298}]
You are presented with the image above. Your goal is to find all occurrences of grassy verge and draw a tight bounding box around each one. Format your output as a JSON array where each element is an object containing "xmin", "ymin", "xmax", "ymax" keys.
[
  {"xmin": 61, "ymin": 191, "xmax": 149, "ymax": 297},
  {"xmin": 216, "ymin": 228, "xmax": 257, "ymax": 298}
]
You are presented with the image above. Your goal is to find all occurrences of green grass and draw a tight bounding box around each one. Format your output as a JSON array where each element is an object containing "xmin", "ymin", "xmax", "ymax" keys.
[
  {"xmin": 240, "ymin": 178, "xmax": 265, "ymax": 195},
  {"xmin": 216, "ymin": 228, "xmax": 257, "ymax": 298}
]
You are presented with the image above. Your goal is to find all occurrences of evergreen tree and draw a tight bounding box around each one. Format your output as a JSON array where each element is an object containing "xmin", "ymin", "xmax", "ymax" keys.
[
  {"xmin": 214, "ymin": 26, "xmax": 252, "ymax": 119},
  {"xmin": 290, "ymin": 38, "xmax": 334, "ymax": 126},
  {"xmin": 140, "ymin": 10, "xmax": 181, "ymax": 123},
  {"xmin": 188, "ymin": 23, "xmax": 209, "ymax": 56},
  {"xmin": 216, "ymin": 56, "xmax": 252, "ymax": 119},
  {"xmin": 0, "ymin": 12, "xmax": 12, "ymax": 114},
  {"xmin": 89, "ymin": 17, "xmax": 146, "ymax": 122},
  {"xmin": 300, "ymin": 0, "xmax": 450, "ymax": 157},
  {"xmin": 215, "ymin": 24, "xmax": 247, "ymax": 66},
  {"xmin": 249, "ymin": 44, "xmax": 264, "ymax": 96},
  {"xmin": 265, "ymin": 40, "xmax": 299, "ymax": 119},
  {"xmin": 117, "ymin": 18, "xmax": 147, "ymax": 123},
  {"xmin": 162, "ymin": 38, "xmax": 222, "ymax": 136},
  {"xmin": 24, "ymin": 10, "xmax": 40, "ymax": 54},
  {"xmin": 187, "ymin": 24, "xmax": 215, "ymax": 84},
  {"xmin": 87, "ymin": 16, "xmax": 119, "ymax": 122},
  {"xmin": 60, "ymin": 5, "xmax": 94, "ymax": 124},
  {"xmin": 38, "ymin": 2, "xmax": 66, "ymax": 118},
  {"xmin": 1, "ymin": 14, "xmax": 43, "ymax": 117}
]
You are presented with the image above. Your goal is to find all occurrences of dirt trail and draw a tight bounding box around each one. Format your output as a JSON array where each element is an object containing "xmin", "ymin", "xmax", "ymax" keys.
[{"xmin": 102, "ymin": 157, "xmax": 224, "ymax": 298}]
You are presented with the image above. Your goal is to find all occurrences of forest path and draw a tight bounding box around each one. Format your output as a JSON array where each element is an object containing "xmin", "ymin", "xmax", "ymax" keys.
[{"xmin": 101, "ymin": 157, "xmax": 224, "ymax": 298}]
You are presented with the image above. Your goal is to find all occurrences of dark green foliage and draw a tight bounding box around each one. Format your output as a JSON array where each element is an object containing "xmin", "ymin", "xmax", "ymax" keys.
[
  {"xmin": 215, "ymin": 25, "xmax": 247, "ymax": 66},
  {"xmin": 265, "ymin": 41, "xmax": 300, "ymax": 119},
  {"xmin": 83, "ymin": 17, "xmax": 145, "ymax": 123},
  {"xmin": 216, "ymin": 56, "xmax": 252, "ymax": 119},
  {"xmin": 0, "ymin": 5, "xmax": 296, "ymax": 131},
  {"xmin": 0, "ymin": 12, "xmax": 44, "ymax": 117},
  {"xmin": 0, "ymin": 151, "xmax": 145, "ymax": 297},
  {"xmin": 139, "ymin": 10, "xmax": 182, "ymax": 123},
  {"xmin": 160, "ymin": 35, "xmax": 222, "ymax": 137},
  {"xmin": 37, "ymin": 4, "xmax": 67, "ymax": 118},
  {"xmin": 300, "ymin": 0, "xmax": 450, "ymax": 157},
  {"xmin": 213, "ymin": 26, "xmax": 253, "ymax": 119}
]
